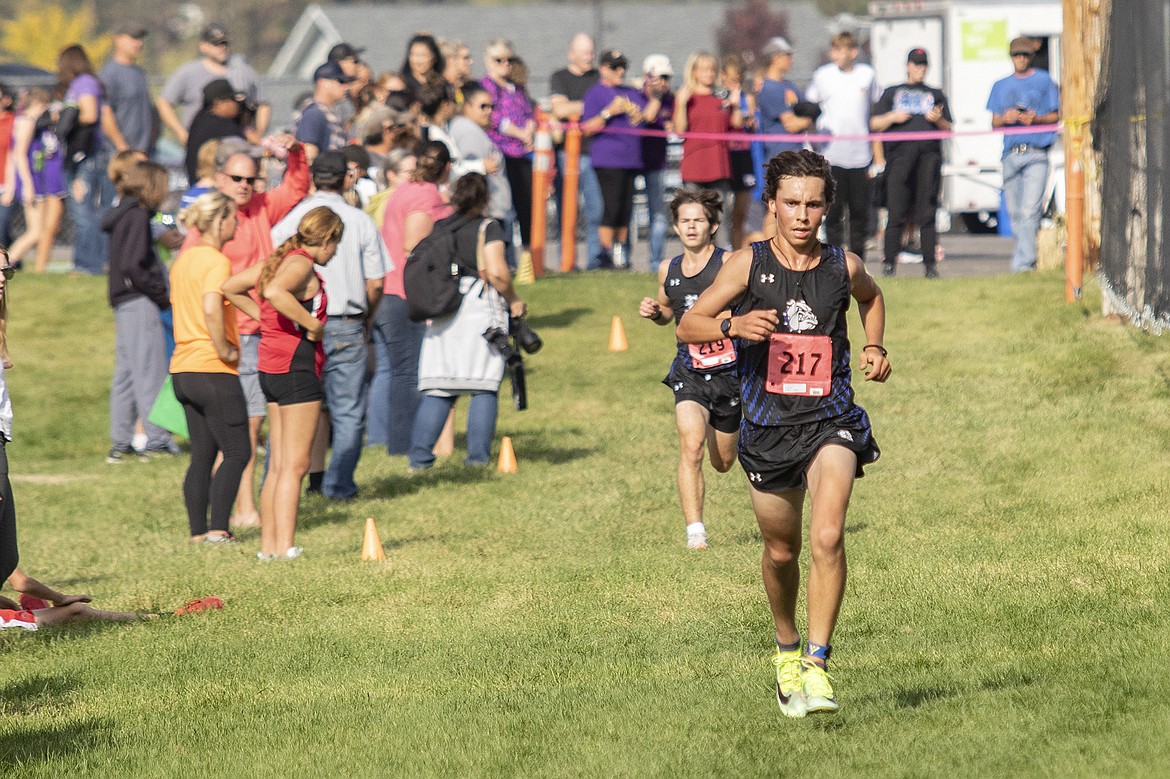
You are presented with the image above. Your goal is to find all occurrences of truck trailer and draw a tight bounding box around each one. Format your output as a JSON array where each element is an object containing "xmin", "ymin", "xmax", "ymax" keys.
[{"xmin": 868, "ymin": 0, "xmax": 1063, "ymax": 231}]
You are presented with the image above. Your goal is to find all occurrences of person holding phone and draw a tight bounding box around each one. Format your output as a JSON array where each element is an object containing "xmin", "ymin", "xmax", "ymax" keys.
[{"xmin": 870, "ymin": 48, "xmax": 952, "ymax": 278}]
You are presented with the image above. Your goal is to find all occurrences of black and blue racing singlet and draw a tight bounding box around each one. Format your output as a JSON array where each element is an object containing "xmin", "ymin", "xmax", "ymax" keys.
[
  {"xmin": 665, "ymin": 247, "xmax": 736, "ymax": 373},
  {"xmin": 735, "ymin": 240, "xmax": 854, "ymax": 426}
]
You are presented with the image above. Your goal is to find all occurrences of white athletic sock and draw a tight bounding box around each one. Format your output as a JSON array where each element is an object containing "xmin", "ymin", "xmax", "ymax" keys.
[{"xmin": 686, "ymin": 521, "xmax": 706, "ymax": 538}]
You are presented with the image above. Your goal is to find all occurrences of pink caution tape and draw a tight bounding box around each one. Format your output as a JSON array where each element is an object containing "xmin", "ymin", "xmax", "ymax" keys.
[{"xmin": 598, "ymin": 123, "xmax": 1063, "ymax": 144}]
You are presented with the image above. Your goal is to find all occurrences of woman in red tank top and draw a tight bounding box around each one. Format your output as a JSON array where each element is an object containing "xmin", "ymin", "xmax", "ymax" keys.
[{"xmin": 224, "ymin": 206, "xmax": 344, "ymax": 560}]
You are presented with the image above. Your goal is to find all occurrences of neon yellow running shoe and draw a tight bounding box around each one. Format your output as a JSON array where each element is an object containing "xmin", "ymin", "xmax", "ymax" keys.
[
  {"xmin": 772, "ymin": 649, "xmax": 807, "ymax": 718},
  {"xmin": 801, "ymin": 659, "xmax": 840, "ymax": 714}
]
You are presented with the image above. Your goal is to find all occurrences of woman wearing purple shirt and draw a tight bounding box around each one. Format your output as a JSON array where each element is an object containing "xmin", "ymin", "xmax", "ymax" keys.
[
  {"xmin": 58, "ymin": 45, "xmax": 109, "ymax": 275},
  {"xmin": 581, "ymin": 50, "xmax": 661, "ymax": 269},
  {"xmin": 481, "ymin": 38, "xmax": 535, "ymax": 257}
]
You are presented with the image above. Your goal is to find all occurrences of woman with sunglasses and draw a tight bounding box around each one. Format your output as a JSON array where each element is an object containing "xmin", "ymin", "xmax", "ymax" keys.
[{"xmin": 481, "ymin": 38, "xmax": 536, "ymax": 261}]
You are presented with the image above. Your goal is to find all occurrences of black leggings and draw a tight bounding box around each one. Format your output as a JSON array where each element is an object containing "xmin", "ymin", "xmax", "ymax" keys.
[
  {"xmin": 0, "ymin": 441, "xmax": 18, "ymax": 584},
  {"xmin": 594, "ymin": 167, "xmax": 638, "ymax": 228},
  {"xmin": 505, "ymin": 155, "xmax": 533, "ymax": 246},
  {"xmin": 825, "ymin": 165, "xmax": 872, "ymax": 261},
  {"xmin": 172, "ymin": 372, "xmax": 251, "ymax": 537}
]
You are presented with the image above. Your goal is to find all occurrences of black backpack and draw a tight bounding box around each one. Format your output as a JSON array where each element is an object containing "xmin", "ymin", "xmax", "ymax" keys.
[{"xmin": 402, "ymin": 215, "xmax": 477, "ymax": 321}]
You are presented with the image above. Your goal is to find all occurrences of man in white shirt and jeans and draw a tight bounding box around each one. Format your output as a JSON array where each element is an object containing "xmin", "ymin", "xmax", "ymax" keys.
[{"xmin": 805, "ymin": 32, "xmax": 881, "ymax": 261}]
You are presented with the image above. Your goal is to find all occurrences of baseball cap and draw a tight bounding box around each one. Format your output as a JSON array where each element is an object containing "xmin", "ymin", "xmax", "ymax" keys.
[
  {"xmin": 310, "ymin": 150, "xmax": 348, "ymax": 178},
  {"xmin": 1010, "ymin": 36, "xmax": 1037, "ymax": 56},
  {"xmin": 201, "ymin": 23, "xmax": 229, "ymax": 45},
  {"xmin": 599, "ymin": 50, "xmax": 629, "ymax": 69},
  {"xmin": 313, "ymin": 61, "xmax": 356, "ymax": 84},
  {"xmin": 642, "ymin": 54, "xmax": 674, "ymax": 78},
  {"xmin": 328, "ymin": 42, "xmax": 366, "ymax": 62},
  {"xmin": 202, "ymin": 79, "xmax": 242, "ymax": 106},
  {"xmin": 762, "ymin": 37, "xmax": 794, "ymax": 57},
  {"xmin": 907, "ymin": 48, "xmax": 929, "ymax": 65},
  {"xmin": 114, "ymin": 23, "xmax": 148, "ymax": 39}
]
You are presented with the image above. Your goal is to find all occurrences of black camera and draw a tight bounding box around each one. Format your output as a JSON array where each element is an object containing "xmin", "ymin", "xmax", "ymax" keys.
[
  {"xmin": 484, "ymin": 326, "xmax": 528, "ymax": 410},
  {"xmin": 510, "ymin": 315, "xmax": 542, "ymax": 354},
  {"xmin": 483, "ymin": 326, "xmax": 521, "ymax": 367}
]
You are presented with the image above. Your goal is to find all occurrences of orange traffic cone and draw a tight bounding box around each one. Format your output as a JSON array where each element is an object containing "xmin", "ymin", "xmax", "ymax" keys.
[
  {"xmin": 497, "ymin": 436, "xmax": 518, "ymax": 473},
  {"xmin": 608, "ymin": 315, "xmax": 629, "ymax": 352},
  {"xmin": 361, "ymin": 517, "xmax": 386, "ymax": 561}
]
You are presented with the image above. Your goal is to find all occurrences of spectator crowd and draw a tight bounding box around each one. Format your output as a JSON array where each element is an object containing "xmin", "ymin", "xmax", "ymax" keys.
[{"xmin": 0, "ymin": 20, "xmax": 1056, "ymax": 561}]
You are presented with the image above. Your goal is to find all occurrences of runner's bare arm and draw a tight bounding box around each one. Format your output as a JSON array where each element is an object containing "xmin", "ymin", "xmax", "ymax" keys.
[
  {"xmin": 845, "ymin": 251, "xmax": 891, "ymax": 382},
  {"xmin": 677, "ymin": 248, "xmax": 777, "ymax": 343},
  {"xmin": 638, "ymin": 260, "xmax": 674, "ymax": 326}
]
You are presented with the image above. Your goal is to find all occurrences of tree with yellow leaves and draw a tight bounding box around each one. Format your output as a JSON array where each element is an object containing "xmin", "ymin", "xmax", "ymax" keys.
[{"xmin": 0, "ymin": 2, "xmax": 111, "ymax": 73}]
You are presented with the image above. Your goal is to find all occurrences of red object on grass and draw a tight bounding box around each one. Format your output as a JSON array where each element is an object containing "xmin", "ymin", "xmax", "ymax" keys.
[
  {"xmin": 173, "ymin": 596, "xmax": 224, "ymax": 616},
  {"xmin": 18, "ymin": 594, "xmax": 51, "ymax": 611}
]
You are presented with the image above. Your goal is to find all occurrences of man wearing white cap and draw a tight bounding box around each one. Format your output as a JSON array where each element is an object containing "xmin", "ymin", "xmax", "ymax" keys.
[{"xmin": 640, "ymin": 54, "xmax": 676, "ymax": 269}]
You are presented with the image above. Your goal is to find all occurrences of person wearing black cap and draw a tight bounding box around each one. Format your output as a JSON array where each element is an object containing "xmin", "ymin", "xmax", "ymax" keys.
[
  {"xmin": 582, "ymin": 50, "xmax": 662, "ymax": 268},
  {"xmin": 987, "ymin": 36, "xmax": 1060, "ymax": 273},
  {"xmin": 295, "ymin": 62, "xmax": 355, "ymax": 162},
  {"xmin": 270, "ymin": 150, "xmax": 388, "ymax": 501},
  {"xmin": 100, "ymin": 24, "xmax": 154, "ymax": 156},
  {"xmin": 157, "ymin": 22, "xmax": 269, "ymax": 150},
  {"xmin": 870, "ymin": 47, "xmax": 952, "ymax": 278},
  {"xmin": 184, "ymin": 79, "xmax": 247, "ymax": 185}
]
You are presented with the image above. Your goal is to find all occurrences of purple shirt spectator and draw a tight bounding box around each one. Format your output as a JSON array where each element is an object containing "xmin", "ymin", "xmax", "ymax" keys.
[
  {"xmin": 65, "ymin": 73, "xmax": 104, "ymax": 150},
  {"xmin": 480, "ymin": 76, "xmax": 533, "ymax": 159},
  {"xmin": 582, "ymin": 83, "xmax": 646, "ymax": 169}
]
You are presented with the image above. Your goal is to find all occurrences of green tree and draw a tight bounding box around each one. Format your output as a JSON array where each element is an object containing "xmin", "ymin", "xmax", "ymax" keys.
[{"xmin": 0, "ymin": 1, "xmax": 111, "ymax": 72}]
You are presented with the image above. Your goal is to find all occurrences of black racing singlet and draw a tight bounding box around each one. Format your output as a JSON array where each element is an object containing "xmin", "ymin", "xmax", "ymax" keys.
[
  {"xmin": 665, "ymin": 247, "xmax": 735, "ymax": 373},
  {"xmin": 734, "ymin": 240, "xmax": 854, "ymax": 426}
]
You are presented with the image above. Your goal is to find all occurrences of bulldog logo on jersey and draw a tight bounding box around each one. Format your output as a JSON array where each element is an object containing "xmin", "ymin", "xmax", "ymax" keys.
[
  {"xmin": 684, "ymin": 293, "xmax": 698, "ymax": 310},
  {"xmin": 784, "ymin": 299, "xmax": 818, "ymax": 332}
]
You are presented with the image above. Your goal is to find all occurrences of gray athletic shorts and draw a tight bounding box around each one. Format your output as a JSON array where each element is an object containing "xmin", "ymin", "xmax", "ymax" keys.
[{"xmin": 237, "ymin": 333, "xmax": 266, "ymax": 417}]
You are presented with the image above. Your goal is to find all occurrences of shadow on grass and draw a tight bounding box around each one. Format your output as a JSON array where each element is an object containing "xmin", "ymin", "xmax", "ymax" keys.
[
  {"xmin": 363, "ymin": 465, "xmax": 496, "ymax": 501},
  {"xmin": 528, "ymin": 307, "xmax": 591, "ymax": 329},
  {"xmin": 0, "ymin": 717, "xmax": 114, "ymax": 770},
  {"xmin": 0, "ymin": 675, "xmax": 80, "ymax": 716},
  {"xmin": 504, "ymin": 429, "xmax": 596, "ymax": 465},
  {"xmin": 892, "ymin": 668, "xmax": 1040, "ymax": 710}
]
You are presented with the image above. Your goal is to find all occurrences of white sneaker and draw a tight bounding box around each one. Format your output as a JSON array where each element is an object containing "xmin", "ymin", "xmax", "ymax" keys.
[
  {"xmin": 686, "ymin": 533, "xmax": 708, "ymax": 550},
  {"xmin": 283, "ymin": 546, "xmax": 304, "ymax": 559}
]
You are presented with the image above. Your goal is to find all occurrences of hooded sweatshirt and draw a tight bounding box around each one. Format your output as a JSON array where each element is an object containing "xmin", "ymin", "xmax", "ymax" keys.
[{"xmin": 103, "ymin": 196, "xmax": 170, "ymax": 310}]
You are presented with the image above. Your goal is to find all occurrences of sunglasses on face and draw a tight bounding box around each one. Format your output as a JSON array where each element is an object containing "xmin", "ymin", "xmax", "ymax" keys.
[
  {"xmin": 0, "ymin": 265, "xmax": 15, "ymax": 280},
  {"xmin": 223, "ymin": 173, "xmax": 260, "ymax": 184},
  {"xmin": 492, "ymin": 56, "xmax": 516, "ymax": 65},
  {"xmin": 476, "ymin": 102, "xmax": 496, "ymax": 110}
]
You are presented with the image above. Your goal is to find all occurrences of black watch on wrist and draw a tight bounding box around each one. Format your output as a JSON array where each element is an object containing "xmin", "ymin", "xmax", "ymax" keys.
[{"xmin": 720, "ymin": 318, "xmax": 732, "ymax": 338}]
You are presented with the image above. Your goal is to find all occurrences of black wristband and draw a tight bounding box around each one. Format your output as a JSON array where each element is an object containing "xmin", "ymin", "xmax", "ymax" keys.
[{"xmin": 863, "ymin": 343, "xmax": 887, "ymax": 357}]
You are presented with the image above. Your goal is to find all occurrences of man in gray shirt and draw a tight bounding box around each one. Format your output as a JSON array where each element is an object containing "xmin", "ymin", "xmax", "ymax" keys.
[
  {"xmin": 157, "ymin": 23, "xmax": 269, "ymax": 148},
  {"xmin": 270, "ymin": 151, "xmax": 388, "ymax": 501},
  {"xmin": 448, "ymin": 82, "xmax": 511, "ymax": 221},
  {"xmin": 100, "ymin": 24, "xmax": 155, "ymax": 154}
]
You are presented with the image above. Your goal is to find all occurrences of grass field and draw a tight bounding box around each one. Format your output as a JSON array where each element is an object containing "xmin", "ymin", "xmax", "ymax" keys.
[{"xmin": 1, "ymin": 268, "xmax": 1168, "ymax": 778}]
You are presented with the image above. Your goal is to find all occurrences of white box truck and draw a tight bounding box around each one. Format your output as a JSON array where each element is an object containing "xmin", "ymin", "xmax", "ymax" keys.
[{"xmin": 868, "ymin": 0, "xmax": 1063, "ymax": 231}]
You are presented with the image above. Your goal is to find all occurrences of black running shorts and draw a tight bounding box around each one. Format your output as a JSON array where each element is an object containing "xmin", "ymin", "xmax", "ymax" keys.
[
  {"xmin": 260, "ymin": 370, "xmax": 324, "ymax": 406},
  {"xmin": 738, "ymin": 405, "xmax": 880, "ymax": 492},
  {"xmin": 663, "ymin": 365, "xmax": 742, "ymax": 434}
]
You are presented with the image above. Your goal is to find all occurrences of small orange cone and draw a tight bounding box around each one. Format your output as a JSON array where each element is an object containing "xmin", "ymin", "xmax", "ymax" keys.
[
  {"xmin": 608, "ymin": 315, "xmax": 629, "ymax": 352},
  {"xmin": 361, "ymin": 517, "xmax": 386, "ymax": 561},
  {"xmin": 497, "ymin": 436, "xmax": 519, "ymax": 473}
]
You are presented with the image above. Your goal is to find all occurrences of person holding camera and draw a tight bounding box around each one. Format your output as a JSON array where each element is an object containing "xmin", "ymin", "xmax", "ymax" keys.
[{"xmin": 407, "ymin": 173, "xmax": 526, "ymax": 471}]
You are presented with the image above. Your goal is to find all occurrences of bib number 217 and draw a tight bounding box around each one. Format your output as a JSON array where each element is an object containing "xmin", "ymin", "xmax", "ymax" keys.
[{"xmin": 765, "ymin": 333, "xmax": 832, "ymax": 397}]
